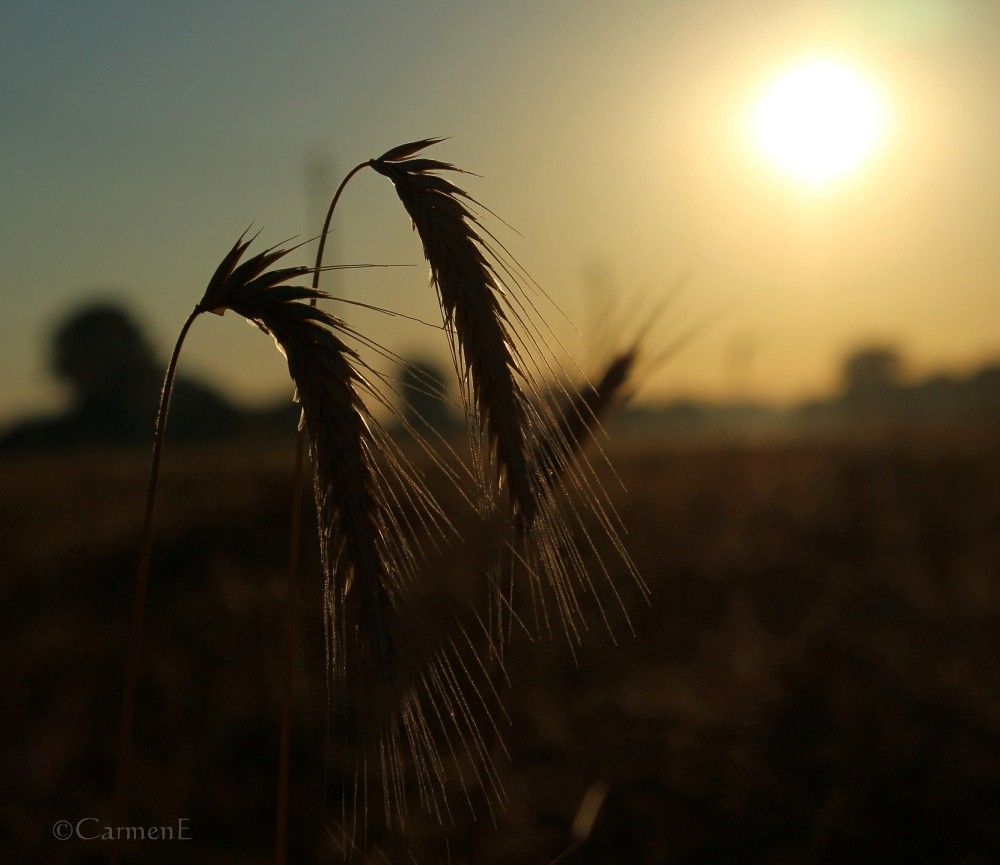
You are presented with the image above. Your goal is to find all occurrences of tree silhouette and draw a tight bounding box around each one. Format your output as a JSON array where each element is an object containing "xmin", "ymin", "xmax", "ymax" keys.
[{"xmin": 1, "ymin": 301, "xmax": 240, "ymax": 450}]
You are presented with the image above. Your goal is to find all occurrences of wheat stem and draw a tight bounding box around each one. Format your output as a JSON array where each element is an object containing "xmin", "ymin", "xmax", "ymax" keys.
[
  {"xmin": 312, "ymin": 161, "xmax": 370, "ymax": 287},
  {"xmin": 112, "ymin": 305, "xmax": 202, "ymax": 865},
  {"xmin": 277, "ymin": 160, "xmax": 370, "ymax": 865},
  {"xmin": 275, "ymin": 426, "xmax": 306, "ymax": 865}
]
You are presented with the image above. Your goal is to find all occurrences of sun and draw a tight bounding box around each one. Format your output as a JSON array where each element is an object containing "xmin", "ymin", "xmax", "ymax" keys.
[{"xmin": 749, "ymin": 53, "xmax": 888, "ymax": 187}]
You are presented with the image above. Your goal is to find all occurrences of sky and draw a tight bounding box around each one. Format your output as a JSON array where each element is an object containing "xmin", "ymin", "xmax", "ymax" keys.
[{"xmin": 3, "ymin": 0, "xmax": 999, "ymax": 426}]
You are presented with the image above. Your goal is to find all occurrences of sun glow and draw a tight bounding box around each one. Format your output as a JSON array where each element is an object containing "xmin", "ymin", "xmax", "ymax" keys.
[{"xmin": 749, "ymin": 53, "xmax": 888, "ymax": 187}]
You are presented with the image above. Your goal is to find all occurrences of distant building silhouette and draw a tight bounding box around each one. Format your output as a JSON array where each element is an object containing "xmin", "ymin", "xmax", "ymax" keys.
[
  {"xmin": 0, "ymin": 301, "xmax": 241, "ymax": 451},
  {"xmin": 799, "ymin": 343, "xmax": 1000, "ymax": 438},
  {"xmin": 842, "ymin": 346, "xmax": 903, "ymax": 401},
  {"xmin": 615, "ymin": 343, "xmax": 1000, "ymax": 443},
  {"xmin": 397, "ymin": 357, "xmax": 460, "ymax": 438}
]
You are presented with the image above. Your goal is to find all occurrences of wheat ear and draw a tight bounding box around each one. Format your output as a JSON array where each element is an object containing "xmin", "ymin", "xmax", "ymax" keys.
[
  {"xmin": 200, "ymin": 233, "xmax": 414, "ymax": 680},
  {"xmin": 369, "ymin": 140, "xmax": 536, "ymax": 520},
  {"xmin": 201, "ymin": 232, "xmax": 507, "ymax": 830},
  {"xmin": 369, "ymin": 140, "xmax": 644, "ymax": 649},
  {"xmin": 536, "ymin": 349, "xmax": 638, "ymax": 488}
]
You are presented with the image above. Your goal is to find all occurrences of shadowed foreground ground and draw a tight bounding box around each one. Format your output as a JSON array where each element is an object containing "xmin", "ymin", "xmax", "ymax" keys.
[{"xmin": 5, "ymin": 436, "xmax": 1000, "ymax": 863}]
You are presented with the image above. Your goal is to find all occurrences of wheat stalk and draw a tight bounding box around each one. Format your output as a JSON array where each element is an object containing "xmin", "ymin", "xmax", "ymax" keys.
[{"xmin": 111, "ymin": 307, "xmax": 201, "ymax": 865}]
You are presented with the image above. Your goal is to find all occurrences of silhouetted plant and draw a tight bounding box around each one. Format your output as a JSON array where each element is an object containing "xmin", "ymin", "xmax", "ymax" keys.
[{"xmin": 111, "ymin": 139, "xmax": 642, "ymax": 864}]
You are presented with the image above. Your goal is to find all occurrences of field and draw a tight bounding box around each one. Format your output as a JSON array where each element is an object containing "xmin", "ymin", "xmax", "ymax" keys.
[{"xmin": 5, "ymin": 435, "xmax": 1000, "ymax": 863}]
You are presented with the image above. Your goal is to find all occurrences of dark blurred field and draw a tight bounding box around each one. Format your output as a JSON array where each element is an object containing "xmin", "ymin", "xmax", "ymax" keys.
[{"xmin": 5, "ymin": 435, "xmax": 1000, "ymax": 864}]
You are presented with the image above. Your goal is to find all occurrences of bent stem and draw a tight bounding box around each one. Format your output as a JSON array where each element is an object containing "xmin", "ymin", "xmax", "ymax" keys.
[
  {"xmin": 111, "ymin": 306, "xmax": 202, "ymax": 865},
  {"xmin": 276, "ymin": 160, "xmax": 370, "ymax": 865}
]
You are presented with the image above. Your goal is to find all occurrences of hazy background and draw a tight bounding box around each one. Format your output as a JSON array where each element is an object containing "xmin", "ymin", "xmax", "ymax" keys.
[
  {"xmin": 6, "ymin": 4, "xmax": 1000, "ymax": 860},
  {"xmin": 3, "ymin": 0, "xmax": 999, "ymax": 426}
]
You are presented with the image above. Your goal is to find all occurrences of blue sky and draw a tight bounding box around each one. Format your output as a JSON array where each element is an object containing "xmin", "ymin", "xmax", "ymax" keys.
[{"xmin": 3, "ymin": 0, "xmax": 999, "ymax": 425}]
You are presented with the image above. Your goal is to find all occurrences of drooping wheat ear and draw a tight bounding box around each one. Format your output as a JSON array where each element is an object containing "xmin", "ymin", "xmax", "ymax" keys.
[
  {"xmin": 366, "ymin": 140, "xmax": 645, "ymax": 650},
  {"xmin": 201, "ymin": 231, "xmax": 429, "ymax": 681},
  {"xmin": 199, "ymin": 231, "xmax": 506, "ymax": 827},
  {"xmin": 369, "ymin": 140, "xmax": 537, "ymax": 521}
]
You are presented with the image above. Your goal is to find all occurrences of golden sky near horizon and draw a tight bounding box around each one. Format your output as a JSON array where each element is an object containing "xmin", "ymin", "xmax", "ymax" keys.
[{"xmin": 1, "ymin": 0, "xmax": 998, "ymax": 426}]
